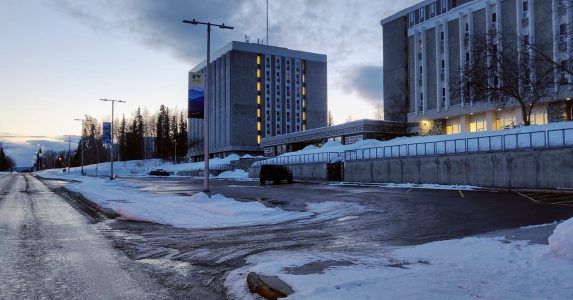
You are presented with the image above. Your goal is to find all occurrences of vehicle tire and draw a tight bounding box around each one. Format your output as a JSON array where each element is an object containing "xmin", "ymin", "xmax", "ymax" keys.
[
  {"xmin": 273, "ymin": 179, "xmax": 280, "ymax": 185},
  {"xmin": 260, "ymin": 178, "xmax": 265, "ymax": 185},
  {"xmin": 287, "ymin": 176, "xmax": 293, "ymax": 184}
]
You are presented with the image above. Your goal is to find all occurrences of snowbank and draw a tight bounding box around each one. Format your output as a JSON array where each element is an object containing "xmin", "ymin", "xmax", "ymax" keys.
[
  {"xmin": 38, "ymin": 153, "xmax": 257, "ymax": 177},
  {"xmin": 256, "ymin": 121, "xmax": 573, "ymax": 165},
  {"xmin": 227, "ymin": 233, "xmax": 573, "ymax": 299},
  {"xmin": 50, "ymin": 175, "xmax": 365, "ymax": 229},
  {"xmin": 216, "ymin": 169, "xmax": 249, "ymax": 179},
  {"xmin": 549, "ymin": 217, "xmax": 573, "ymax": 260}
]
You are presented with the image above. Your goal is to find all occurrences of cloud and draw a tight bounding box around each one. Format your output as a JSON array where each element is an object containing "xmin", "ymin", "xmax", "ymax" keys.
[
  {"xmin": 345, "ymin": 65, "xmax": 384, "ymax": 105},
  {"xmin": 0, "ymin": 136, "xmax": 78, "ymax": 167}
]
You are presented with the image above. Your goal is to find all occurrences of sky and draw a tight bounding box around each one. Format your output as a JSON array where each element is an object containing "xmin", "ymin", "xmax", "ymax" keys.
[{"xmin": 0, "ymin": 0, "xmax": 417, "ymax": 166}]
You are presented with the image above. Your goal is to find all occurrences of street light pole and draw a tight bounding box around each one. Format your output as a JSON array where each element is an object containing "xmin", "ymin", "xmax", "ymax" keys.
[
  {"xmin": 183, "ymin": 18, "xmax": 233, "ymax": 193},
  {"xmin": 74, "ymin": 118, "xmax": 85, "ymax": 175},
  {"xmin": 100, "ymin": 99, "xmax": 126, "ymax": 180},
  {"xmin": 67, "ymin": 135, "xmax": 71, "ymax": 173}
]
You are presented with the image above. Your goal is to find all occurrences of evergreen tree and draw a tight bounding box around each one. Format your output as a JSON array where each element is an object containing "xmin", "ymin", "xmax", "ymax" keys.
[
  {"xmin": 118, "ymin": 115, "xmax": 128, "ymax": 161},
  {"xmin": 178, "ymin": 111, "xmax": 188, "ymax": 160}
]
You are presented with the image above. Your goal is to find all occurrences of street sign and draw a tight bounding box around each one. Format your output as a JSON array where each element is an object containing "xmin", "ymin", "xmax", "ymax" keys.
[{"xmin": 102, "ymin": 122, "xmax": 111, "ymax": 144}]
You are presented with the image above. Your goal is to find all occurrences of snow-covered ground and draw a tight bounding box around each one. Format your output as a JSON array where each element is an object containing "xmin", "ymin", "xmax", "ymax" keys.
[
  {"xmin": 36, "ymin": 173, "xmax": 364, "ymax": 229},
  {"xmin": 329, "ymin": 182, "xmax": 480, "ymax": 191},
  {"xmin": 226, "ymin": 220, "xmax": 573, "ymax": 300},
  {"xmin": 257, "ymin": 121, "xmax": 573, "ymax": 165},
  {"xmin": 38, "ymin": 154, "xmax": 259, "ymax": 178}
]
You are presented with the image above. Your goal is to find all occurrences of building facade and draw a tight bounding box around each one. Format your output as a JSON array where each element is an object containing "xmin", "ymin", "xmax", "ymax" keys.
[
  {"xmin": 381, "ymin": 0, "xmax": 573, "ymax": 135},
  {"xmin": 188, "ymin": 41, "xmax": 327, "ymax": 160}
]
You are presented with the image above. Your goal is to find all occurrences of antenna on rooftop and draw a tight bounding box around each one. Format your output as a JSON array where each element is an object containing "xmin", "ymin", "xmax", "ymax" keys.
[{"xmin": 245, "ymin": 34, "xmax": 250, "ymax": 43}]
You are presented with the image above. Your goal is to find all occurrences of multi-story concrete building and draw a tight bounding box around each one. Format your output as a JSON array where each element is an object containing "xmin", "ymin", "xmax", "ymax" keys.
[
  {"xmin": 187, "ymin": 41, "xmax": 327, "ymax": 160},
  {"xmin": 381, "ymin": 0, "xmax": 573, "ymax": 135}
]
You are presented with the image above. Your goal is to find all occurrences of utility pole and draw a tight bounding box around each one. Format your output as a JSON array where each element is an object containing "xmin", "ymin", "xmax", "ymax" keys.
[
  {"xmin": 100, "ymin": 99, "xmax": 126, "ymax": 180},
  {"xmin": 183, "ymin": 18, "xmax": 233, "ymax": 193},
  {"xmin": 66, "ymin": 135, "xmax": 71, "ymax": 172}
]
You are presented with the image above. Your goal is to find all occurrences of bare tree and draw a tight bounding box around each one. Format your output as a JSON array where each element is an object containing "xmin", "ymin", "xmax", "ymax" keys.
[
  {"xmin": 452, "ymin": 32, "xmax": 555, "ymax": 126},
  {"xmin": 345, "ymin": 114, "xmax": 352, "ymax": 123},
  {"xmin": 328, "ymin": 110, "xmax": 335, "ymax": 126},
  {"xmin": 373, "ymin": 102, "xmax": 384, "ymax": 120}
]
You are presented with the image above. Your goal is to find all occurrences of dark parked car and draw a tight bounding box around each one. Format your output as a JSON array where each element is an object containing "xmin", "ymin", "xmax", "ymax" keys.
[
  {"xmin": 149, "ymin": 169, "xmax": 170, "ymax": 176},
  {"xmin": 259, "ymin": 165, "xmax": 293, "ymax": 185}
]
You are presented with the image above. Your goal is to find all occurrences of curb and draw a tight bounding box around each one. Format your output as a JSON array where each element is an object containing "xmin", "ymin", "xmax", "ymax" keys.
[{"xmin": 58, "ymin": 186, "xmax": 120, "ymax": 219}]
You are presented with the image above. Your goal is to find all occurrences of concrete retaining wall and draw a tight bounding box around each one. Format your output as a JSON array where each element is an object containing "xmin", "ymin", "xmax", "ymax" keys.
[
  {"xmin": 344, "ymin": 148, "xmax": 573, "ymax": 189},
  {"xmin": 249, "ymin": 163, "xmax": 329, "ymax": 181}
]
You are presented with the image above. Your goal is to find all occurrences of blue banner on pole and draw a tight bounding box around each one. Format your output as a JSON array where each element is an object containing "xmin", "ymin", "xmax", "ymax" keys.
[
  {"xmin": 102, "ymin": 122, "xmax": 111, "ymax": 144},
  {"xmin": 188, "ymin": 71, "xmax": 204, "ymax": 119}
]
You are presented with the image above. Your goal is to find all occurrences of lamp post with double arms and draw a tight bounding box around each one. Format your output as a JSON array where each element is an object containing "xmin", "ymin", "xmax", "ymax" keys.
[{"xmin": 182, "ymin": 18, "xmax": 233, "ymax": 193}]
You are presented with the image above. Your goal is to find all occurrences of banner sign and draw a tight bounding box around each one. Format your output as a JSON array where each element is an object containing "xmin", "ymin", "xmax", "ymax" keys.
[
  {"xmin": 188, "ymin": 71, "xmax": 205, "ymax": 119},
  {"xmin": 102, "ymin": 122, "xmax": 111, "ymax": 144},
  {"xmin": 344, "ymin": 134, "xmax": 364, "ymax": 145}
]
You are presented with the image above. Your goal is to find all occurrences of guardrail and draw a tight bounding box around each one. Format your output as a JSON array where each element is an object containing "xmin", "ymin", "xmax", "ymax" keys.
[
  {"xmin": 252, "ymin": 126, "xmax": 573, "ymax": 166},
  {"xmin": 253, "ymin": 152, "xmax": 341, "ymax": 166},
  {"xmin": 344, "ymin": 127, "xmax": 573, "ymax": 161}
]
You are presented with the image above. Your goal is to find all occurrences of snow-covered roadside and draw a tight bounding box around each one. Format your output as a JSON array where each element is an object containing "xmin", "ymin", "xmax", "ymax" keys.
[
  {"xmin": 38, "ymin": 174, "xmax": 364, "ymax": 229},
  {"xmin": 226, "ymin": 220, "xmax": 573, "ymax": 300}
]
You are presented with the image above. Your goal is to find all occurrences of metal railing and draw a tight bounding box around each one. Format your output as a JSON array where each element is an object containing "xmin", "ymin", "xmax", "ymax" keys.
[
  {"xmin": 252, "ymin": 126, "xmax": 573, "ymax": 166},
  {"xmin": 253, "ymin": 152, "xmax": 341, "ymax": 167},
  {"xmin": 344, "ymin": 127, "xmax": 573, "ymax": 161}
]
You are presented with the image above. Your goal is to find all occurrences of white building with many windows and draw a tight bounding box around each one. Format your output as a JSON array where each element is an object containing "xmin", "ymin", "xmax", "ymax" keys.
[{"xmin": 381, "ymin": 0, "xmax": 573, "ymax": 135}]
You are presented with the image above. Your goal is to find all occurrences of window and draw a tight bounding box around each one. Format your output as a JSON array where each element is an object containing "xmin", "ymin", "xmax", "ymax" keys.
[
  {"xmin": 560, "ymin": 60, "xmax": 569, "ymax": 83},
  {"xmin": 522, "ymin": 1, "xmax": 529, "ymax": 19},
  {"xmin": 409, "ymin": 11, "xmax": 416, "ymax": 27},
  {"xmin": 469, "ymin": 120, "xmax": 486, "ymax": 132},
  {"xmin": 440, "ymin": 31, "xmax": 445, "ymax": 51},
  {"xmin": 441, "ymin": 0, "xmax": 448, "ymax": 13},
  {"xmin": 465, "ymin": 52, "xmax": 470, "ymax": 63},
  {"xmin": 442, "ymin": 88, "xmax": 446, "ymax": 104},
  {"xmin": 419, "ymin": 7, "xmax": 425, "ymax": 22},
  {"xmin": 560, "ymin": 24, "xmax": 567, "ymax": 44},
  {"xmin": 491, "ymin": 12, "xmax": 497, "ymax": 24},
  {"xmin": 523, "ymin": 35, "xmax": 530, "ymax": 49},
  {"xmin": 430, "ymin": 2, "xmax": 436, "ymax": 18}
]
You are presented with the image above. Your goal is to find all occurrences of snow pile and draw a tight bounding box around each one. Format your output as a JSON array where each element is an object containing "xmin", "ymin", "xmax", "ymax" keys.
[
  {"xmin": 38, "ymin": 153, "xmax": 255, "ymax": 177},
  {"xmin": 257, "ymin": 121, "xmax": 573, "ymax": 165},
  {"xmin": 227, "ymin": 234, "xmax": 573, "ymax": 299},
  {"xmin": 216, "ymin": 169, "xmax": 249, "ymax": 179},
  {"xmin": 549, "ymin": 217, "xmax": 573, "ymax": 260},
  {"xmin": 56, "ymin": 176, "xmax": 364, "ymax": 229}
]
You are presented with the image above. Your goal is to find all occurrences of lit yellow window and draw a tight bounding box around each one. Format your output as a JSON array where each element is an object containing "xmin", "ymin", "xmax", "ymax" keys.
[
  {"xmin": 257, "ymin": 82, "xmax": 261, "ymax": 91},
  {"xmin": 257, "ymin": 95, "xmax": 261, "ymax": 104},
  {"xmin": 257, "ymin": 55, "xmax": 261, "ymax": 65},
  {"xmin": 446, "ymin": 125, "xmax": 453, "ymax": 135},
  {"xmin": 257, "ymin": 109, "xmax": 261, "ymax": 117},
  {"xmin": 257, "ymin": 122, "xmax": 261, "ymax": 130},
  {"xmin": 302, "ymin": 74, "xmax": 306, "ymax": 82},
  {"xmin": 257, "ymin": 135, "xmax": 261, "ymax": 144},
  {"xmin": 302, "ymin": 112, "xmax": 306, "ymax": 120},
  {"xmin": 302, "ymin": 87, "xmax": 306, "ymax": 95},
  {"xmin": 257, "ymin": 69, "xmax": 261, "ymax": 78},
  {"xmin": 469, "ymin": 122, "xmax": 477, "ymax": 132}
]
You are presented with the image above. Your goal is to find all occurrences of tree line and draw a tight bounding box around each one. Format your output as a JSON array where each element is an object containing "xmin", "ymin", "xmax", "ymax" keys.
[
  {"xmin": 0, "ymin": 146, "xmax": 15, "ymax": 171},
  {"xmin": 36, "ymin": 105, "xmax": 189, "ymax": 170}
]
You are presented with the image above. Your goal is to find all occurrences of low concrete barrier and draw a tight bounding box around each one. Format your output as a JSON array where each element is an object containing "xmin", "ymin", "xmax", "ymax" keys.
[
  {"xmin": 249, "ymin": 163, "xmax": 329, "ymax": 181},
  {"xmin": 344, "ymin": 148, "xmax": 573, "ymax": 189}
]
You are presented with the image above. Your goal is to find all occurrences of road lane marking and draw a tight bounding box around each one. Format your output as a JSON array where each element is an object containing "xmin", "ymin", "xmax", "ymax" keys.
[
  {"xmin": 516, "ymin": 192, "xmax": 542, "ymax": 204},
  {"xmin": 458, "ymin": 190, "xmax": 465, "ymax": 198},
  {"xmin": 405, "ymin": 187, "xmax": 413, "ymax": 193}
]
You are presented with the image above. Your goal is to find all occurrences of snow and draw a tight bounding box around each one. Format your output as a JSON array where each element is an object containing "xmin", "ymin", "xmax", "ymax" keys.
[
  {"xmin": 329, "ymin": 182, "xmax": 479, "ymax": 191},
  {"xmin": 548, "ymin": 217, "xmax": 573, "ymax": 260},
  {"xmin": 37, "ymin": 174, "xmax": 365, "ymax": 229},
  {"xmin": 226, "ymin": 220, "xmax": 573, "ymax": 300},
  {"xmin": 215, "ymin": 169, "xmax": 249, "ymax": 179},
  {"xmin": 256, "ymin": 121, "xmax": 573, "ymax": 165},
  {"xmin": 37, "ymin": 153, "xmax": 257, "ymax": 177}
]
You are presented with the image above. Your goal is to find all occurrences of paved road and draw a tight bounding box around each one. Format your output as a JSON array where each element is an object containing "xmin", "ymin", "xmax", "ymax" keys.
[{"xmin": 0, "ymin": 174, "xmax": 169, "ymax": 299}]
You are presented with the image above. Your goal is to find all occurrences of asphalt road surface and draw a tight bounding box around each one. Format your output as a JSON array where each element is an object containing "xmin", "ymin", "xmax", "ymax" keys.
[{"xmin": 0, "ymin": 174, "xmax": 170, "ymax": 299}]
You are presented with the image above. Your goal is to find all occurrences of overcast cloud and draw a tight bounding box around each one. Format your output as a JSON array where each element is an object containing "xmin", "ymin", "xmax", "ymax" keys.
[{"xmin": 50, "ymin": 0, "xmax": 417, "ymax": 106}]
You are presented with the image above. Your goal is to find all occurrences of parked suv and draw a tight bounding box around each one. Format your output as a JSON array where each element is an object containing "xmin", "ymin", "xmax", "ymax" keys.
[
  {"xmin": 259, "ymin": 165, "xmax": 293, "ymax": 185},
  {"xmin": 149, "ymin": 169, "xmax": 170, "ymax": 176}
]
